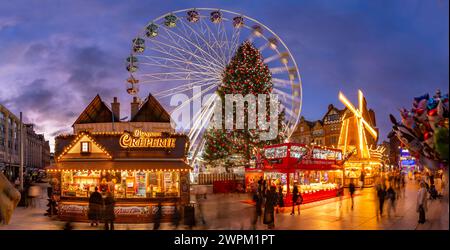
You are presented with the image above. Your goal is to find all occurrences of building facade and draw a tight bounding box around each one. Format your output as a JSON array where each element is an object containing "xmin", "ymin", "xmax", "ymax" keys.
[
  {"xmin": 0, "ymin": 104, "xmax": 50, "ymax": 182},
  {"xmin": 291, "ymin": 104, "xmax": 346, "ymax": 147}
]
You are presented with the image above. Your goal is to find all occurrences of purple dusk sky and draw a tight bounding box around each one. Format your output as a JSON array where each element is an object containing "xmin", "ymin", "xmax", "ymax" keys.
[{"xmin": 0, "ymin": 0, "xmax": 448, "ymax": 151}]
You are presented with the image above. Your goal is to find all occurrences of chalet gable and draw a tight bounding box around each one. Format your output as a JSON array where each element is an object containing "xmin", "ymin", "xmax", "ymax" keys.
[{"xmin": 57, "ymin": 132, "xmax": 112, "ymax": 162}]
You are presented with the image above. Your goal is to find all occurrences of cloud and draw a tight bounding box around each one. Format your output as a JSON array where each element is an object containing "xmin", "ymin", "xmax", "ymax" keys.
[{"xmin": 0, "ymin": 17, "xmax": 19, "ymax": 31}]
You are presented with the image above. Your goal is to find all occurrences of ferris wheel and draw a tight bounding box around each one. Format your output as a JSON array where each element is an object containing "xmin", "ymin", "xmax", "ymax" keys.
[{"xmin": 126, "ymin": 8, "xmax": 302, "ymax": 164}]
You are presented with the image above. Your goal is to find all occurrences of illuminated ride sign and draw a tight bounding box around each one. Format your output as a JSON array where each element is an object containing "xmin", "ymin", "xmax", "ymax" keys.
[{"xmin": 119, "ymin": 129, "xmax": 176, "ymax": 149}]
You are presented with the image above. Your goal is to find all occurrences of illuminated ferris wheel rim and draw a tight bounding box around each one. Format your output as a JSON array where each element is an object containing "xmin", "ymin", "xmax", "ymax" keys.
[{"xmin": 127, "ymin": 8, "xmax": 303, "ymax": 163}]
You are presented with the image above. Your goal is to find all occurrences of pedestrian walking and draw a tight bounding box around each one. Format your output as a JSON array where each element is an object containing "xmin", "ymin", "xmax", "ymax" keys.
[
  {"xmin": 263, "ymin": 186, "xmax": 277, "ymax": 229},
  {"xmin": 196, "ymin": 193, "xmax": 206, "ymax": 225},
  {"xmin": 349, "ymin": 181, "xmax": 356, "ymax": 209},
  {"xmin": 291, "ymin": 184, "xmax": 302, "ymax": 215},
  {"xmin": 376, "ymin": 183, "xmax": 387, "ymax": 217},
  {"xmin": 276, "ymin": 185, "xmax": 284, "ymax": 213},
  {"xmin": 88, "ymin": 187, "xmax": 103, "ymax": 227},
  {"xmin": 359, "ymin": 171, "xmax": 365, "ymax": 190},
  {"xmin": 28, "ymin": 184, "xmax": 41, "ymax": 208},
  {"xmin": 251, "ymin": 190, "xmax": 262, "ymax": 229},
  {"xmin": 172, "ymin": 203, "xmax": 180, "ymax": 229},
  {"xmin": 417, "ymin": 182, "xmax": 428, "ymax": 224},
  {"xmin": 103, "ymin": 191, "xmax": 115, "ymax": 230},
  {"xmin": 153, "ymin": 202, "xmax": 162, "ymax": 230},
  {"xmin": 386, "ymin": 184, "xmax": 396, "ymax": 217},
  {"xmin": 337, "ymin": 183, "xmax": 344, "ymax": 208}
]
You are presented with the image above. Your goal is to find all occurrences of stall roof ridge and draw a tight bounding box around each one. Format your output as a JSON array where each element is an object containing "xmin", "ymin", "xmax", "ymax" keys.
[
  {"xmin": 131, "ymin": 93, "xmax": 171, "ymax": 122},
  {"xmin": 73, "ymin": 94, "xmax": 120, "ymax": 126}
]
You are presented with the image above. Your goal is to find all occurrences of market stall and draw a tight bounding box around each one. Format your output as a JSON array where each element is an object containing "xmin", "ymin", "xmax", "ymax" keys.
[
  {"xmin": 48, "ymin": 130, "xmax": 190, "ymax": 223},
  {"xmin": 258, "ymin": 143, "xmax": 343, "ymax": 205}
]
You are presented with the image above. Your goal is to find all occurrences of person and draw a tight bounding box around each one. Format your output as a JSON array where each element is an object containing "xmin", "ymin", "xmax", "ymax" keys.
[
  {"xmin": 28, "ymin": 184, "xmax": 42, "ymax": 208},
  {"xmin": 262, "ymin": 179, "xmax": 267, "ymax": 198},
  {"xmin": 417, "ymin": 182, "xmax": 428, "ymax": 224},
  {"xmin": 263, "ymin": 186, "xmax": 277, "ymax": 229},
  {"xmin": 386, "ymin": 184, "xmax": 396, "ymax": 217},
  {"xmin": 349, "ymin": 181, "xmax": 356, "ymax": 209},
  {"xmin": 196, "ymin": 193, "xmax": 206, "ymax": 225},
  {"xmin": 276, "ymin": 185, "xmax": 284, "ymax": 213},
  {"xmin": 14, "ymin": 178, "xmax": 20, "ymax": 190},
  {"xmin": 153, "ymin": 202, "xmax": 162, "ymax": 230},
  {"xmin": 337, "ymin": 183, "xmax": 343, "ymax": 208},
  {"xmin": 88, "ymin": 187, "xmax": 103, "ymax": 226},
  {"xmin": 257, "ymin": 177, "xmax": 263, "ymax": 194},
  {"xmin": 103, "ymin": 191, "xmax": 115, "ymax": 230},
  {"xmin": 63, "ymin": 220, "xmax": 74, "ymax": 230},
  {"xmin": 359, "ymin": 171, "xmax": 365, "ymax": 190},
  {"xmin": 376, "ymin": 183, "xmax": 387, "ymax": 217},
  {"xmin": 291, "ymin": 184, "xmax": 301, "ymax": 215},
  {"xmin": 251, "ymin": 190, "xmax": 262, "ymax": 229},
  {"xmin": 172, "ymin": 203, "xmax": 181, "ymax": 229}
]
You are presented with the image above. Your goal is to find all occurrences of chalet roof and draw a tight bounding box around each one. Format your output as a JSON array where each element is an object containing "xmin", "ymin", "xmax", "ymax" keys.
[
  {"xmin": 54, "ymin": 132, "xmax": 189, "ymax": 160},
  {"xmin": 73, "ymin": 95, "xmax": 120, "ymax": 125},
  {"xmin": 131, "ymin": 93, "xmax": 171, "ymax": 122}
]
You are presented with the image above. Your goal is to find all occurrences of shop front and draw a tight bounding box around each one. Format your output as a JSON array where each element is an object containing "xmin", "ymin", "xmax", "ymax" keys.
[
  {"xmin": 343, "ymin": 161, "xmax": 380, "ymax": 187},
  {"xmin": 256, "ymin": 143, "xmax": 343, "ymax": 205},
  {"xmin": 48, "ymin": 130, "xmax": 190, "ymax": 223}
]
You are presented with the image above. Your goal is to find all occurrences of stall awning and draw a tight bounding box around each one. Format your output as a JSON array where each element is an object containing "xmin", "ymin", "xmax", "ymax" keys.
[
  {"xmin": 299, "ymin": 164, "xmax": 342, "ymax": 171},
  {"xmin": 53, "ymin": 160, "xmax": 191, "ymax": 171},
  {"xmin": 262, "ymin": 164, "xmax": 342, "ymax": 172}
]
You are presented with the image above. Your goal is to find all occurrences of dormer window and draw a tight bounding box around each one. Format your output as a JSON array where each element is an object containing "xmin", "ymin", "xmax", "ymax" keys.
[{"xmin": 81, "ymin": 141, "xmax": 90, "ymax": 153}]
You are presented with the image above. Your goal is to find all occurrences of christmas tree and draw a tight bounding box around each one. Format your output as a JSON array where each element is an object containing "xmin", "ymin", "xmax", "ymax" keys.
[{"xmin": 202, "ymin": 41, "xmax": 286, "ymax": 168}]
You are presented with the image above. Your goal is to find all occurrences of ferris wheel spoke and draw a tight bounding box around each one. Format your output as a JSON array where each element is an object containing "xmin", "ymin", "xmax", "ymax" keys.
[
  {"xmin": 139, "ymin": 71, "xmax": 219, "ymax": 80},
  {"xmin": 264, "ymin": 55, "xmax": 279, "ymax": 64},
  {"xmin": 189, "ymin": 101, "xmax": 216, "ymax": 151},
  {"xmin": 177, "ymin": 19, "xmax": 225, "ymax": 67},
  {"xmin": 140, "ymin": 56, "xmax": 218, "ymax": 75},
  {"xmin": 140, "ymin": 53, "xmax": 221, "ymax": 74},
  {"xmin": 156, "ymin": 82, "xmax": 215, "ymax": 99},
  {"xmin": 170, "ymin": 84, "xmax": 217, "ymax": 115},
  {"xmin": 202, "ymin": 18, "xmax": 228, "ymax": 66},
  {"xmin": 148, "ymin": 34, "xmax": 222, "ymax": 72},
  {"xmin": 217, "ymin": 20, "xmax": 231, "ymax": 66},
  {"xmin": 272, "ymin": 87, "xmax": 301, "ymax": 104},
  {"xmin": 147, "ymin": 38, "xmax": 222, "ymax": 73},
  {"xmin": 272, "ymin": 77, "xmax": 296, "ymax": 86},
  {"xmin": 189, "ymin": 94, "xmax": 217, "ymax": 136},
  {"xmin": 141, "ymin": 44, "xmax": 211, "ymax": 73},
  {"xmin": 218, "ymin": 20, "xmax": 231, "ymax": 64},
  {"xmin": 228, "ymin": 26, "xmax": 241, "ymax": 62},
  {"xmin": 158, "ymin": 23, "xmax": 226, "ymax": 69},
  {"xmin": 269, "ymin": 67, "xmax": 289, "ymax": 74}
]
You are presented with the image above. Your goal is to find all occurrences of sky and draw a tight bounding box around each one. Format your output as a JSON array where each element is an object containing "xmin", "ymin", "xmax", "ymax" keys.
[{"xmin": 0, "ymin": 0, "xmax": 448, "ymax": 151}]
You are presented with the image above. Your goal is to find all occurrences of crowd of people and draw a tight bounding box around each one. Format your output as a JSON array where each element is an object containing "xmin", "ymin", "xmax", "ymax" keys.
[{"xmin": 250, "ymin": 177, "xmax": 303, "ymax": 229}]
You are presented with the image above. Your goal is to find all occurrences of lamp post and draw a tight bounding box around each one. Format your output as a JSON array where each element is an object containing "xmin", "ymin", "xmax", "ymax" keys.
[{"xmin": 19, "ymin": 112, "xmax": 24, "ymax": 191}]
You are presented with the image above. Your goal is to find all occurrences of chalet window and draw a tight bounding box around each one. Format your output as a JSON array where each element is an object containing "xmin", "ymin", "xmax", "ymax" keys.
[{"xmin": 81, "ymin": 141, "xmax": 90, "ymax": 153}]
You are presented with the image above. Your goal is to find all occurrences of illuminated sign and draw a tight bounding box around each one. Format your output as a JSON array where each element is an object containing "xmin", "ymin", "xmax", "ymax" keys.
[{"xmin": 119, "ymin": 129, "xmax": 176, "ymax": 149}]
